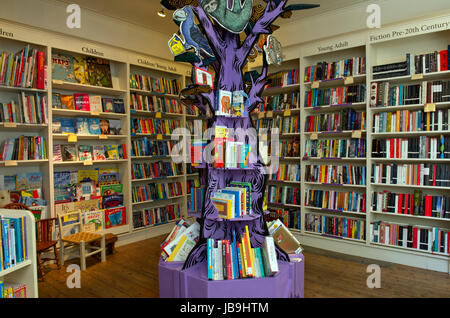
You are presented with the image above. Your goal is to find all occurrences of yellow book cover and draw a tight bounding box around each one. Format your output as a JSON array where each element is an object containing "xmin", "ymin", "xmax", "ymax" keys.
[
  {"xmin": 21, "ymin": 216, "xmax": 26, "ymax": 259},
  {"xmin": 426, "ymin": 112, "xmax": 430, "ymax": 131},
  {"xmin": 167, "ymin": 235, "xmax": 187, "ymax": 261},
  {"xmin": 0, "ymin": 230, "xmax": 3, "ymax": 269},
  {"xmin": 387, "ymin": 112, "xmax": 391, "ymax": 132},
  {"xmin": 321, "ymin": 165, "xmax": 326, "ymax": 183},
  {"xmin": 245, "ymin": 225, "xmax": 255, "ymax": 277},
  {"xmin": 240, "ymin": 238, "xmax": 248, "ymax": 278},
  {"xmin": 215, "ymin": 125, "xmax": 228, "ymax": 139},
  {"xmin": 396, "ymin": 110, "xmax": 401, "ymax": 132}
]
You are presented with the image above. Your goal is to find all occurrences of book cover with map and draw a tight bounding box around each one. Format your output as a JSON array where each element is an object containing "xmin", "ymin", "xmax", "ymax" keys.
[{"xmin": 52, "ymin": 52, "xmax": 76, "ymax": 83}]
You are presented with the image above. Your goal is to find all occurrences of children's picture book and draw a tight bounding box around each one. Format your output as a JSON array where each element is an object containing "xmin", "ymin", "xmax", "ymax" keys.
[
  {"xmin": 52, "ymin": 93, "xmax": 62, "ymax": 109},
  {"xmin": 54, "ymin": 171, "xmax": 72, "ymax": 186},
  {"xmin": 3, "ymin": 175, "xmax": 16, "ymax": 191},
  {"xmin": 100, "ymin": 119, "xmax": 110, "ymax": 135},
  {"xmin": 89, "ymin": 96, "xmax": 103, "ymax": 113},
  {"xmin": 98, "ymin": 168, "xmax": 120, "ymax": 185},
  {"xmin": 113, "ymin": 99, "xmax": 125, "ymax": 114},
  {"xmin": 101, "ymin": 184, "xmax": 123, "ymax": 196},
  {"xmin": 15, "ymin": 172, "xmax": 43, "ymax": 191},
  {"xmin": 104, "ymin": 207, "xmax": 126, "ymax": 228},
  {"xmin": 83, "ymin": 210, "xmax": 104, "ymax": 232},
  {"xmin": 52, "ymin": 119, "xmax": 62, "ymax": 133},
  {"xmin": 86, "ymin": 57, "xmax": 113, "ymax": 88},
  {"xmin": 194, "ymin": 66, "xmax": 214, "ymax": 89},
  {"xmin": 88, "ymin": 118, "xmax": 101, "ymax": 135},
  {"xmin": 75, "ymin": 181, "xmax": 97, "ymax": 200},
  {"xmin": 74, "ymin": 199, "xmax": 101, "ymax": 212},
  {"xmin": 102, "ymin": 98, "xmax": 114, "ymax": 112},
  {"xmin": 54, "ymin": 185, "xmax": 75, "ymax": 203},
  {"xmin": 61, "ymin": 144, "xmax": 77, "ymax": 161},
  {"xmin": 218, "ymin": 90, "xmax": 232, "ymax": 116},
  {"xmin": 53, "ymin": 144, "xmax": 62, "ymax": 162},
  {"xmin": 52, "ymin": 52, "xmax": 76, "ymax": 83},
  {"xmin": 102, "ymin": 194, "xmax": 124, "ymax": 209},
  {"xmin": 74, "ymin": 93, "xmax": 90, "ymax": 111},
  {"xmin": 118, "ymin": 144, "xmax": 127, "ymax": 159},
  {"xmin": 232, "ymin": 91, "xmax": 246, "ymax": 117},
  {"xmin": 104, "ymin": 145, "xmax": 119, "ymax": 160},
  {"xmin": 78, "ymin": 145, "xmax": 93, "ymax": 161},
  {"xmin": 78, "ymin": 170, "xmax": 99, "ymax": 184},
  {"xmin": 76, "ymin": 117, "xmax": 90, "ymax": 135},
  {"xmin": 72, "ymin": 54, "xmax": 89, "ymax": 85},
  {"xmin": 58, "ymin": 118, "xmax": 75, "ymax": 134},
  {"xmin": 60, "ymin": 95, "xmax": 75, "ymax": 110},
  {"xmin": 93, "ymin": 145, "xmax": 106, "ymax": 161},
  {"xmin": 109, "ymin": 120, "xmax": 121, "ymax": 135}
]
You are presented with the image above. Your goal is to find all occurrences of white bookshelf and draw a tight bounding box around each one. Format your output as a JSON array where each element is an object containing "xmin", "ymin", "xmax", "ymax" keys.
[{"xmin": 0, "ymin": 209, "xmax": 38, "ymax": 298}]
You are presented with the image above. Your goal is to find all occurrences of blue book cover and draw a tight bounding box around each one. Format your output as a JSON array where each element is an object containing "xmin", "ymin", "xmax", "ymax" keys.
[
  {"xmin": 219, "ymin": 190, "xmax": 240, "ymax": 218},
  {"xmin": 256, "ymin": 248, "xmax": 265, "ymax": 278},
  {"xmin": 1, "ymin": 218, "xmax": 10, "ymax": 269},
  {"xmin": 76, "ymin": 117, "xmax": 90, "ymax": 135},
  {"xmin": 88, "ymin": 118, "xmax": 101, "ymax": 135},
  {"xmin": 207, "ymin": 238, "xmax": 214, "ymax": 280},
  {"xmin": 52, "ymin": 52, "xmax": 76, "ymax": 83},
  {"xmin": 231, "ymin": 230, "xmax": 239, "ymax": 279},
  {"xmin": 236, "ymin": 241, "xmax": 243, "ymax": 278},
  {"xmin": 58, "ymin": 118, "xmax": 75, "ymax": 134}
]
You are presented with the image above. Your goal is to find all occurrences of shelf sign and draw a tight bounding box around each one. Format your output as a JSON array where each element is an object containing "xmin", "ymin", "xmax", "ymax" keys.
[
  {"xmin": 157, "ymin": 134, "xmax": 163, "ymax": 140},
  {"xmin": 284, "ymin": 109, "xmax": 291, "ymax": 117},
  {"xmin": 4, "ymin": 122, "xmax": 17, "ymax": 128},
  {"xmin": 424, "ymin": 103, "xmax": 436, "ymax": 113},
  {"xmin": 352, "ymin": 130, "xmax": 362, "ymax": 139},
  {"xmin": 344, "ymin": 77, "xmax": 354, "ymax": 85},
  {"xmin": 266, "ymin": 111, "xmax": 273, "ymax": 118},
  {"xmin": 0, "ymin": 28, "xmax": 14, "ymax": 38},
  {"xmin": 4, "ymin": 161, "xmax": 17, "ymax": 167},
  {"xmin": 155, "ymin": 112, "xmax": 162, "ymax": 118},
  {"xmin": 310, "ymin": 133, "xmax": 318, "ymax": 140},
  {"xmin": 83, "ymin": 160, "xmax": 93, "ymax": 166},
  {"xmin": 53, "ymin": 79, "xmax": 64, "ymax": 85},
  {"xmin": 258, "ymin": 112, "xmax": 265, "ymax": 119},
  {"xmin": 311, "ymin": 81, "xmax": 320, "ymax": 89},
  {"xmin": 68, "ymin": 134, "xmax": 77, "ymax": 143},
  {"xmin": 411, "ymin": 73, "xmax": 424, "ymax": 80},
  {"xmin": 99, "ymin": 135, "xmax": 108, "ymax": 140},
  {"xmin": 90, "ymin": 111, "xmax": 100, "ymax": 116}
]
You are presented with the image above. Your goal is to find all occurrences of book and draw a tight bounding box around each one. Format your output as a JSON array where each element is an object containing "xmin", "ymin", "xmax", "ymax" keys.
[
  {"xmin": 88, "ymin": 118, "xmax": 101, "ymax": 135},
  {"xmin": 268, "ymin": 219, "xmax": 303, "ymax": 254},
  {"xmin": 102, "ymin": 98, "xmax": 114, "ymax": 112},
  {"xmin": 72, "ymin": 54, "xmax": 89, "ymax": 85},
  {"xmin": 104, "ymin": 207, "xmax": 126, "ymax": 228},
  {"xmin": 109, "ymin": 120, "xmax": 122, "ymax": 135},
  {"xmin": 104, "ymin": 145, "xmax": 119, "ymax": 160},
  {"xmin": 100, "ymin": 119, "xmax": 110, "ymax": 135},
  {"xmin": 113, "ymin": 99, "xmax": 125, "ymax": 114},
  {"xmin": 89, "ymin": 96, "xmax": 103, "ymax": 113},
  {"xmin": 77, "ymin": 145, "xmax": 92, "ymax": 161},
  {"xmin": 52, "ymin": 52, "xmax": 76, "ymax": 83},
  {"xmin": 86, "ymin": 57, "xmax": 113, "ymax": 88},
  {"xmin": 73, "ymin": 93, "xmax": 90, "ymax": 111},
  {"xmin": 53, "ymin": 144, "xmax": 62, "ymax": 162},
  {"xmin": 61, "ymin": 144, "xmax": 77, "ymax": 161},
  {"xmin": 75, "ymin": 117, "xmax": 90, "ymax": 135},
  {"xmin": 52, "ymin": 93, "xmax": 62, "ymax": 109},
  {"xmin": 232, "ymin": 91, "xmax": 246, "ymax": 116},
  {"xmin": 60, "ymin": 95, "xmax": 75, "ymax": 110},
  {"xmin": 262, "ymin": 236, "xmax": 279, "ymax": 276},
  {"xmin": 218, "ymin": 90, "xmax": 232, "ymax": 116},
  {"xmin": 93, "ymin": 145, "xmax": 106, "ymax": 161},
  {"xmin": 58, "ymin": 118, "xmax": 75, "ymax": 134},
  {"xmin": 83, "ymin": 210, "xmax": 103, "ymax": 232}
]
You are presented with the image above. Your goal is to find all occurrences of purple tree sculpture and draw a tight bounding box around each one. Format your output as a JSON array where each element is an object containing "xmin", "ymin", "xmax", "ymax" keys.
[{"xmin": 163, "ymin": 0, "xmax": 318, "ymax": 270}]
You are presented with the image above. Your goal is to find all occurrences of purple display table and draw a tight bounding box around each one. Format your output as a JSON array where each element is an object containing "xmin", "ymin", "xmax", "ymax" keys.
[{"xmin": 158, "ymin": 253, "xmax": 304, "ymax": 298}]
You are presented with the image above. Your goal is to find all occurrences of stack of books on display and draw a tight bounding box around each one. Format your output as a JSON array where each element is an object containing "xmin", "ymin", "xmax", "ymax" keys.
[
  {"xmin": 211, "ymin": 182, "xmax": 252, "ymax": 219},
  {"xmin": 161, "ymin": 219, "xmax": 200, "ymax": 262}
]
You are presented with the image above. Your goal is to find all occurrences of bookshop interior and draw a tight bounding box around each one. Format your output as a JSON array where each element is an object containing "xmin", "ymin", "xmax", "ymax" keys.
[{"xmin": 0, "ymin": 0, "xmax": 450, "ymax": 300}]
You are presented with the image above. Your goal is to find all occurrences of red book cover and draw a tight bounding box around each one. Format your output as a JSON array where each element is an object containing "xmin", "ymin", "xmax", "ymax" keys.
[
  {"xmin": 37, "ymin": 51, "xmax": 45, "ymax": 89},
  {"xmin": 390, "ymin": 139, "xmax": 394, "ymax": 158},
  {"xmin": 225, "ymin": 240, "xmax": 233, "ymax": 280},
  {"xmin": 396, "ymin": 138, "xmax": 400, "ymax": 159},
  {"xmin": 412, "ymin": 227, "xmax": 418, "ymax": 249},
  {"xmin": 404, "ymin": 193, "xmax": 409, "ymax": 214},
  {"xmin": 417, "ymin": 164, "xmax": 421, "ymax": 186},
  {"xmin": 7, "ymin": 103, "xmax": 13, "ymax": 122},
  {"xmin": 398, "ymin": 193, "xmax": 403, "ymax": 214},
  {"xmin": 362, "ymin": 194, "xmax": 366, "ymax": 213},
  {"xmin": 410, "ymin": 193, "xmax": 414, "ymax": 215},
  {"xmin": 447, "ymin": 231, "xmax": 449, "ymax": 254},
  {"xmin": 425, "ymin": 195, "xmax": 432, "ymax": 217},
  {"xmin": 432, "ymin": 165, "xmax": 437, "ymax": 186},
  {"xmin": 440, "ymin": 50, "xmax": 448, "ymax": 71}
]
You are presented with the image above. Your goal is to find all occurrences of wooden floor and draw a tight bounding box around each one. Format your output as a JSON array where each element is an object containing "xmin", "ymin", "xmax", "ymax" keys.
[{"xmin": 37, "ymin": 235, "xmax": 450, "ymax": 298}]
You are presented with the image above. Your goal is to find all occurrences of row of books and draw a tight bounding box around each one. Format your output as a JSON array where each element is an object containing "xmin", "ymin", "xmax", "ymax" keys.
[
  {"xmin": 0, "ymin": 215, "xmax": 27, "ymax": 271},
  {"xmin": 215, "ymin": 90, "xmax": 246, "ymax": 117},
  {"xmin": 304, "ymin": 57, "xmax": 366, "ymax": 83},
  {"xmin": 267, "ymin": 185, "xmax": 300, "ymax": 206},
  {"xmin": 268, "ymin": 164, "xmax": 300, "ymax": 182},
  {"xmin": 52, "ymin": 93, "xmax": 124, "ymax": 114},
  {"xmin": 372, "ymin": 109, "xmax": 449, "ymax": 133},
  {"xmin": 131, "ymin": 139, "xmax": 173, "ymax": 157},
  {"xmin": 52, "ymin": 52, "xmax": 112, "ymax": 88},
  {"xmin": 131, "ymin": 161, "xmax": 183, "ymax": 180},
  {"xmin": 0, "ymin": 281, "xmax": 27, "ymax": 298},
  {"xmin": 213, "ymin": 126, "xmax": 252, "ymax": 169},
  {"xmin": 304, "ymin": 164, "xmax": 366, "ymax": 186},
  {"xmin": 257, "ymin": 92, "xmax": 299, "ymax": 112},
  {"xmin": 131, "ymin": 181, "xmax": 183, "ymax": 203},
  {"xmin": 132, "ymin": 204, "xmax": 182, "ymax": 229},
  {"xmin": 371, "ymin": 136, "xmax": 449, "ymax": 159},
  {"xmin": 186, "ymin": 120, "xmax": 207, "ymax": 136},
  {"xmin": 0, "ymin": 136, "xmax": 47, "ymax": 161},
  {"xmin": 1, "ymin": 45, "xmax": 46, "ymax": 89},
  {"xmin": 0, "ymin": 172, "xmax": 46, "ymax": 208},
  {"xmin": 254, "ymin": 116, "xmax": 300, "ymax": 134},
  {"xmin": 53, "ymin": 143, "xmax": 127, "ymax": 162},
  {"xmin": 372, "ymin": 190, "xmax": 450, "ymax": 219},
  {"xmin": 161, "ymin": 219, "xmax": 200, "ymax": 262},
  {"xmin": 306, "ymin": 214, "xmax": 366, "ymax": 240},
  {"xmin": 265, "ymin": 209, "xmax": 301, "ymax": 230},
  {"xmin": 305, "ymin": 189, "xmax": 366, "ymax": 213},
  {"xmin": 186, "ymin": 179, "xmax": 200, "ymax": 195},
  {"xmin": 130, "ymin": 93, "xmax": 183, "ymax": 114},
  {"xmin": 0, "ymin": 93, "xmax": 47, "ymax": 124},
  {"xmin": 188, "ymin": 186, "xmax": 205, "ymax": 213},
  {"xmin": 275, "ymin": 139, "xmax": 300, "ymax": 158},
  {"xmin": 371, "ymin": 221, "xmax": 449, "ymax": 255},
  {"xmin": 305, "ymin": 110, "xmax": 366, "ymax": 132},
  {"xmin": 130, "ymin": 73, "xmax": 181, "ymax": 95},
  {"xmin": 304, "ymin": 85, "xmax": 366, "ymax": 107},
  {"xmin": 413, "ymin": 49, "xmax": 449, "ymax": 74},
  {"xmin": 131, "ymin": 118, "xmax": 181, "ymax": 135},
  {"xmin": 53, "ymin": 117, "xmax": 122, "ymax": 136},
  {"xmin": 185, "ymin": 163, "xmax": 198, "ymax": 175},
  {"xmin": 207, "ymin": 233, "xmax": 278, "ymax": 280},
  {"xmin": 304, "ymin": 138, "xmax": 367, "ymax": 159},
  {"xmin": 371, "ymin": 163, "xmax": 450, "ymax": 187},
  {"xmin": 211, "ymin": 182, "xmax": 252, "ymax": 218},
  {"xmin": 266, "ymin": 69, "xmax": 299, "ymax": 88}
]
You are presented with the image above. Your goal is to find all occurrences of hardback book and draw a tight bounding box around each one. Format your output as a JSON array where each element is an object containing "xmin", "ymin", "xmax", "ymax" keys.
[
  {"xmin": 113, "ymin": 99, "xmax": 125, "ymax": 114},
  {"xmin": 218, "ymin": 90, "xmax": 232, "ymax": 116},
  {"xmin": 98, "ymin": 168, "xmax": 120, "ymax": 185},
  {"xmin": 78, "ymin": 145, "xmax": 93, "ymax": 161},
  {"xmin": 75, "ymin": 117, "xmax": 90, "ymax": 135},
  {"xmin": 89, "ymin": 96, "xmax": 103, "ymax": 113},
  {"xmin": 100, "ymin": 119, "xmax": 110, "ymax": 135},
  {"xmin": 53, "ymin": 144, "xmax": 62, "ymax": 162},
  {"xmin": 166, "ymin": 222, "xmax": 200, "ymax": 261},
  {"xmin": 104, "ymin": 145, "xmax": 119, "ymax": 160},
  {"xmin": 60, "ymin": 95, "xmax": 75, "ymax": 110},
  {"xmin": 100, "ymin": 184, "xmax": 123, "ymax": 196},
  {"xmin": 52, "ymin": 93, "xmax": 62, "ymax": 109},
  {"xmin": 52, "ymin": 52, "xmax": 76, "ymax": 83},
  {"xmin": 262, "ymin": 236, "xmax": 279, "ymax": 276},
  {"xmin": 268, "ymin": 219, "xmax": 303, "ymax": 254},
  {"xmin": 109, "ymin": 120, "xmax": 122, "ymax": 135},
  {"xmin": 102, "ymin": 98, "xmax": 114, "ymax": 113},
  {"xmin": 118, "ymin": 144, "xmax": 127, "ymax": 159},
  {"xmin": 72, "ymin": 54, "xmax": 89, "ymax": 85},
  {"xmin": 161, "ymin": 219, "xmax": 190, "ymax": 252},
  {"xmin": 52, "ymin": 119, "xmax": 62, "ymax": 133},
  {"xmin": 58, "ymin": 117, "xmax": 75, "ymax": 134},
  {"xmin": 86, "ymin": 57, "xmax": 113, "ymax": 88},
  {"xmin": 93, "ymin": 145, "xmax": 106, "ymax": 161},
  {"xmin": 104, "ymin": 206, "xmax": 126, "ymax": 228},
  {"xmin": 15, "ymin": 172, "xmax": 42, "ymax": 191},
  {"xmin": 102, "ymin": 194, "xmax": 124, "ymax": 209},
  {"xmin": 61, "ymin": 144, "xmax": 77, "ymax": 161},
  {"xmin": 74, "ymin": 93, "xmax": 90, "ymax": 111},
  {"xmin": 88, "ymin": 118, "xmax": 101, "ymax": 135},
  {"xmin": 232, "ymin": 91, "xmax": 246, "ymax": 117},
  {"xmin": 83, "ymin": 210, "xmax": 104, "ymax": 232}
]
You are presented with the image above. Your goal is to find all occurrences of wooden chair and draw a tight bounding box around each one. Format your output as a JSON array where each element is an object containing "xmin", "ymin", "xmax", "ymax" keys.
[
  {"xmin": 36, "ymin": 218, "xmax": 60, "ymax": 279},
  {"xmin": 57, "ymin": 211, "xmax": 106, "ymax": 271}
]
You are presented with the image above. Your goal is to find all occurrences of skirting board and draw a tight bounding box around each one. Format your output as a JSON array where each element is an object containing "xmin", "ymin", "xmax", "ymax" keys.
[{"xmin": 296, "ymin": 233, "xmax": 450, "ymax": 274}]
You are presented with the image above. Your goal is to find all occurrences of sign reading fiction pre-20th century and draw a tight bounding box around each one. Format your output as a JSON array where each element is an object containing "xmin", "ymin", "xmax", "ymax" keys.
[{"xmin": 370, "ymin": 20, "xmax": 450, "ymax": 43}]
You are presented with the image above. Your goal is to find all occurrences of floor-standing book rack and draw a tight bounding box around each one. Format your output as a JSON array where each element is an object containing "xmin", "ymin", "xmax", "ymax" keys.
[{"xmin": 0, "ymin": 209, "xmax": 38, "ymax": 298}]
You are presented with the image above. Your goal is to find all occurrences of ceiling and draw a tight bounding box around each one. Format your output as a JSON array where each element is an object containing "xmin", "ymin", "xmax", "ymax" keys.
[{"xmin": 55, "ymin": 0, "xmax": 368, "ymax": 35}]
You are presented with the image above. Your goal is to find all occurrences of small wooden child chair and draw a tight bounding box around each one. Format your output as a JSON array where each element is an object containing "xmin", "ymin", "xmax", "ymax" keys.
[
  {"xmin": 57, "ymin": 211, "xmax": 106, "ymax": 271},
  {"xmin": 36, "ymin": 217, "xmax": 60, "ymax": 279}
]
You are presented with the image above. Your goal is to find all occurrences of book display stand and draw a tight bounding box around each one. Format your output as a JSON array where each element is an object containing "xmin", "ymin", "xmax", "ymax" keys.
[{"xmin": 157, "ymin": 0, "xmax": 318, "ymax": 297}]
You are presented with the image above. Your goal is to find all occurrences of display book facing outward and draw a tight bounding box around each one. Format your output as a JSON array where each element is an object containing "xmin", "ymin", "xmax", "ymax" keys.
[
  {"xmin": 298, "ymin": 26, "xmax": 450, "ymax": 267},
  {"xmin": 161, "ymin": 0, "xmax": 318, "ymax": 286}
]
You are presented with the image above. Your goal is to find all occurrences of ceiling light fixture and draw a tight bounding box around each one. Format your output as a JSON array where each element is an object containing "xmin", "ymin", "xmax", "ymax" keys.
[{"xmin": 158, "ymin": 9, "xmax": 166, "ymax": 17}]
